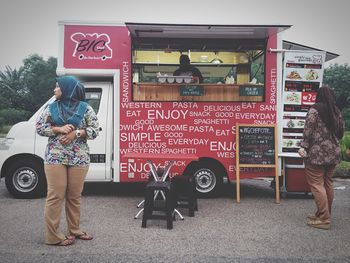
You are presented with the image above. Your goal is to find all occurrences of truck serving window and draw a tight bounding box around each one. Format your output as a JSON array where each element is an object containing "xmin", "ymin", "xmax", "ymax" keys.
[{"xmin": 131, "ymin": 49, "xmax": 265, "ymax": 102}]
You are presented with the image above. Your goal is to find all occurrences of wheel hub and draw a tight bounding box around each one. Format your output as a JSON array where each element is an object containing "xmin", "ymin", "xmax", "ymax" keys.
[
  {"xmin": 13, "ymin": 168, "xmax": 38, "ymax": 192},
  {"xmin": 195, "ymin": 168, "xmax": 216, "ymax": 193}
]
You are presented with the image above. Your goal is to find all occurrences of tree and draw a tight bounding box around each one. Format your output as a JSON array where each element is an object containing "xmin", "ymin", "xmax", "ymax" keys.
[
  {"xmin": 324, "ymin": 63, "xmax": 350, "ymax": 131},
  {"xmin": 0, "ymin": 54, "xmax": 57, "ymax": 128},
  {"xmin": 324, "ymin": 63, "xmax": 350, "ymax": 110},
  {"xmin": 21, "ymin": 54, "xmax": 57, "ymax": 113},
  {"xmin": 0, "ymin": 66, "xmax": 32, "ymax": 129},
  {"xmin": 0, "ymin": 66, "xmax": 25, "ymax": 109}
]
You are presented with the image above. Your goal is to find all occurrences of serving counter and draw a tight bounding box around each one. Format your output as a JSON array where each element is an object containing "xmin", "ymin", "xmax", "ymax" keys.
[{"xmin": 133, "ymin": 83, "xmax": 264, "ymax": 102}]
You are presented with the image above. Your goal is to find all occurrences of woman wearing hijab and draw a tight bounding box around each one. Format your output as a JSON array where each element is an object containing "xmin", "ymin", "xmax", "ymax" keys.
[
  {"xmin": 36, "ymin": 76, "xmax": 99, "ymax": 246},
  {"xmin": 298, "ymin": 85, "xmax": 344, "ymax": 230}
]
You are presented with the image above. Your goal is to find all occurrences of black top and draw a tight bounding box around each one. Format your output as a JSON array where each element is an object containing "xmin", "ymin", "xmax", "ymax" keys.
[{"xmin": 173, "ymin": 65, "xmax": 203, "ymax": 83}]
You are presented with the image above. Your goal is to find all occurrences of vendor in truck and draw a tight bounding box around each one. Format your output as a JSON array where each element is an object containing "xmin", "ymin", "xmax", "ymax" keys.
[{"xmin": 173, "ymin": 54, "xmax": 203, "ymax": 83}]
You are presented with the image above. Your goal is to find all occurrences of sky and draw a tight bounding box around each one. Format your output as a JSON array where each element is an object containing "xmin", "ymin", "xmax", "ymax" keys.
[{"xmin": 1, "ymin": 0, "xmax": 349, "ymax": 70}]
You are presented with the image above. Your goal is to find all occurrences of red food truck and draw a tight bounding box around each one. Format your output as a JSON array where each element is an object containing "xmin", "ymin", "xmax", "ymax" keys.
[{"xmin": 0, "ymin": 21, "xmax": 338, "ymax": 198}]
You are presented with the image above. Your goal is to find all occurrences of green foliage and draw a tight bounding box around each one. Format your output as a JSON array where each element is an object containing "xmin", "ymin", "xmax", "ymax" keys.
[
  {"xmin": 0, "ymin": 66, "xmax": 25, "ymax": 109},
  {"xmin": 0, "ymin": 54, "xmax": 57, "ymax": 129},
  {"xmin": 0, "ymin": 125, "xmax": 12, "ymax": 138},
  {"xmin": 251, "ymin": 62, "xmax": 264, "ymax": 84},
  {"xmin": 340, "ymin": 131, "xmax": 350, "ymax": 161},
  {"xmin": 324, "ymin": 63, "xmax": 350, "ymax": 110},
  {"xmin": 0, "ymin": 116, "xmax": 5, "ymax": 129},
  {"xmin": 337, "ymin": 160, "xmax": 350, "ymax": 170},
  {"xmin": 324, "ymin": 63, "xmax": 350, "ymax": 96},
  {"xmin": 323, "ymin": 63, "xmax": 350, "ymax": 132},
  {"xmin": 0, "ymin": 108, "xmax": 31, "ymax": 125},
  {"xmin": 21, "ymin": 54, "xmax": 57, "ymax": 112},
  {"xmin": 342, "ymin": 108, "xmax": 350, "ymax": 131}
]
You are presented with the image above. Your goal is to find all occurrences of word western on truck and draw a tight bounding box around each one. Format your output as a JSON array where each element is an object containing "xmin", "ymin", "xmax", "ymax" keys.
[
  {"xmin": 121, "ymin": 102, "xmax": 162, "ymax": 109},
  {"xmin": 120, "ymin": 147, "xmax": 197, "ymax": 155}
]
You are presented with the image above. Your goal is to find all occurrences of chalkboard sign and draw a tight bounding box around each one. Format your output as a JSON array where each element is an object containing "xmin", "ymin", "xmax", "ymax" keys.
[
  {"xmin": 237, "ymin": 125, "xmax": 276, "ymax": 165},
  {"xmin": 180, "ymin": 85, "xmax": 204, "ymax": 96},
  {"xmin": 235, "ymin": 124, "xmax": 280, "ymax": 203},
  {"xmin": 239, "ymin": 85, "xmax": 264, "ymax": 96}
]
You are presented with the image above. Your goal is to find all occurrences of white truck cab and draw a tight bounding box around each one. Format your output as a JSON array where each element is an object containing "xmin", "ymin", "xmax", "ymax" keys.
[{"xmin": 0, "ymin": 82, "xmax": 112, "ymax": 198}]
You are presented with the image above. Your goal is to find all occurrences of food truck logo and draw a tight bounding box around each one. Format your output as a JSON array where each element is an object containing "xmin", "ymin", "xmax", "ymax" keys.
[
  {"xmin": 312, "ymin": 55, "xmax": 322, "ymax": 64},
  {"xmin": 70, "ymin": 32, "xmax": 113, "ymax": 61},
  {"xmin": 293, "ymin": 55, "xmax": 323, "ymax": 65}
]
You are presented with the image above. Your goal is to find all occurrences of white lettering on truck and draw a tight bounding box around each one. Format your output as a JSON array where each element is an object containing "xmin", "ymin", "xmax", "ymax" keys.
[
  {"xmin": 122, "ymin": 61, "xmax": 129, "ymax": 103},
  {"xmin": 148, "ymin": 110, "xmax": 188, "ymax": 120}
]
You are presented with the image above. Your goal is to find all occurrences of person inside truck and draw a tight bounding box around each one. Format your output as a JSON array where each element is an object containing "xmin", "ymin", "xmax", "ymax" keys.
[
  {"xmin": 36, "ymin": 75, "xmax": 99, "ymax": 246},
  {"xmin": 173, "ymin": 54, "xmax": 203, "ymax": 83}
]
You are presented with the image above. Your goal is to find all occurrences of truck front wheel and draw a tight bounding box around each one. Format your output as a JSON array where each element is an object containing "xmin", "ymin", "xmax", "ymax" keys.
[
  {"xmin": 5, "ymin": 159, "xmax": 47, "ymax": 198},
  {"xmin": 189, "ymin": 162, "xmax": 223, "ymax": 198}
]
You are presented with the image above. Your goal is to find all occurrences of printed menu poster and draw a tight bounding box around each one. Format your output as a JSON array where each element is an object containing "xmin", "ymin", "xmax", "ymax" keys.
[{"xmin": 280, "ymin": 51, "xmax": 326, "ymax": 157}]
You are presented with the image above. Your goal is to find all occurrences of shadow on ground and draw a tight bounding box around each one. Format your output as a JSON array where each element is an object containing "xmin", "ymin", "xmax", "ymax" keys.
[{"xmin": 82, "ymin": 178, "xmax": 314, "ymax": 200}]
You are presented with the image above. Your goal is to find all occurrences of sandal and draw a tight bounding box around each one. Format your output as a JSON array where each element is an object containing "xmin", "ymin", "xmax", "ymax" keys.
[
  {"xmin": 307, "ymin": 214, "xmax": 318, "ymax": 220},
  {"xmin": 307, "ymin": 219, "xmax": 331, "ymax": 230},
  {"xmin": 53, "ymin": 236, "xmax": 75, "ymax": 246},
  {"xmin": 75, "ymin": 231, "xmax": 93, "ymax": 240},
  {"xmin": 67, "ymin": 235, "xmax": 76, "ymax": 241}
]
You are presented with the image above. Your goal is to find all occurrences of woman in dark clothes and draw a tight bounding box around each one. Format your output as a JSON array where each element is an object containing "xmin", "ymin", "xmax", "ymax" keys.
[{"xmin": 299, "ymin": 86, "xmax": 344, "ymax": 230}]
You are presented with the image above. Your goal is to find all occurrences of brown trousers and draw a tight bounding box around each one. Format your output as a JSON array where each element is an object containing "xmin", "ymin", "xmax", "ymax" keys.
[
  {"xmin": 305, "ymin": 164, "xmax": 336, "ymax": 222},
  {"xmin": 44, "ymin": 164, "xmax": 88, "ymax": 244}
]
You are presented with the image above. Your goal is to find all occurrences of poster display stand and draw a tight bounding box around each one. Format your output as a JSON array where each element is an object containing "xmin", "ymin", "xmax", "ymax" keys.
[
  {"xmin": 279, "ymin": 51, "xmax": 326, "ymax": 195},
  {"xmin": 236, "ymin": 124, "xmax": 279, "ymax": 203},
  {"xmin": 280, "ymin": 51, "xmax": 326, "ymax": 157}
]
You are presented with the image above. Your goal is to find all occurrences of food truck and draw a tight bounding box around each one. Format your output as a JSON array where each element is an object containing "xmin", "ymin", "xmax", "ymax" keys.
[{"xmin": 0, "ymin": 21, "xmax": 338, "ymax": 198}]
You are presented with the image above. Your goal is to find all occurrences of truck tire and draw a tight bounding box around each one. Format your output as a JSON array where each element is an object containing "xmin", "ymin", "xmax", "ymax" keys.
[
  {"xmin": 190, "ymin": 162, "xmax": 223, "ymax": 198},
  {"xmin": 5, "ymin": 159, "xmax": 47, "ymax": 198}
]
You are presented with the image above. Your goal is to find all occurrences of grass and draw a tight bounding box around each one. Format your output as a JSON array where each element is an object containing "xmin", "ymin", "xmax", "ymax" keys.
[
  {"xmin": 337, "ymin": 160, "xmax": 350, "ymax": 170},
  {"xmin": 334, "ymin": 160, "xmax": 350, "ymax": 178}
]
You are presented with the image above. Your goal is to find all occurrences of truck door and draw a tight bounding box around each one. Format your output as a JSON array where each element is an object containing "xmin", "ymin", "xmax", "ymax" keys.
[{"xmin": 84, "ymin": 82, "xmax": 112, "ymax": 181}]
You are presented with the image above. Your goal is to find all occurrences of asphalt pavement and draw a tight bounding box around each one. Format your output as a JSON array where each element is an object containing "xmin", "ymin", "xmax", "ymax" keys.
[{"xmin": 0, "ymin": 178, "xmax": 350, "ymax": 263}]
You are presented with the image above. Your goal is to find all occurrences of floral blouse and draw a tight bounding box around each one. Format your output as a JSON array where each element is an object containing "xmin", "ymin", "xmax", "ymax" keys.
[
  {"xmin": 301, "ymin": 107, "xmax": 343, "ymax": 165},
  {"xmin": 36, "ymin": 105, "xmax": 99, "ymax": 167}
]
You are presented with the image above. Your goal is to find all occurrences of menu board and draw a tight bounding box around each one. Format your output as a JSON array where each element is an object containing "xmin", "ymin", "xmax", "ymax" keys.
[
  {"xmin": 280, "ymin": 51, "xmax": 326, "ymax": 157},
  {"xmin": 235, "ymin": 124, "xmax": 279, "ymax": 203},
  {"xmin": 236, "ymin": 124, "xmax": 277, "ymax": 166}
]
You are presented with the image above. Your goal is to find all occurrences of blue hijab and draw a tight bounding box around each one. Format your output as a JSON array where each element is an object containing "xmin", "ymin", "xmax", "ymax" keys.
[{"xmin": 49, "ymin": 76, "xmax": 88, "ymax": 127}]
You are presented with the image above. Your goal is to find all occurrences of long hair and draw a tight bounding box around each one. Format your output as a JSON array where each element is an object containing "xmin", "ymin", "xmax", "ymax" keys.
[{"xmin": 312, "ymin": 85, "xmax": 341, "ymax": 136}]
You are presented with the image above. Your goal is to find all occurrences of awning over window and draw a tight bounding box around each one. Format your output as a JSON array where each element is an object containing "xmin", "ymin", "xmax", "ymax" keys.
[
  {"xmin": 126, "ymin": 23, "xmax": 291, "ymax": 51},
  {"xmin": 126, "ymin": 23, "xmax": 291, "ymax": 39},
  {"xmin": 283, "ymin": 40, "xmax": 339, "ymax": 62}
]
